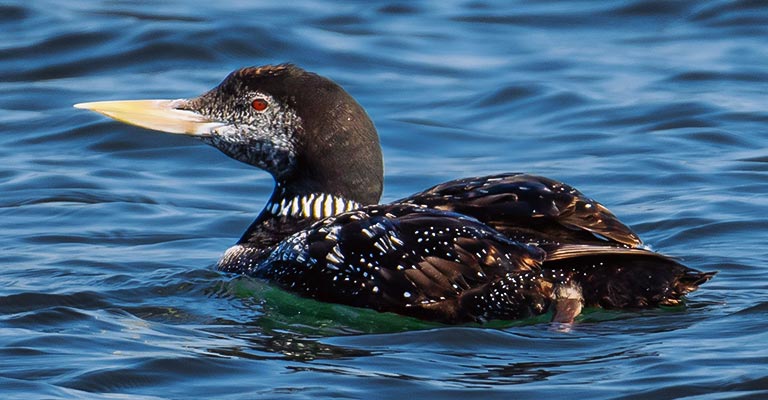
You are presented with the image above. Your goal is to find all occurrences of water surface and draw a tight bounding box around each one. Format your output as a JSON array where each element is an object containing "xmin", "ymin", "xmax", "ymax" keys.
[{"xmin": 2, "ymin": 1, "xmax": 767, "ymax": 399}]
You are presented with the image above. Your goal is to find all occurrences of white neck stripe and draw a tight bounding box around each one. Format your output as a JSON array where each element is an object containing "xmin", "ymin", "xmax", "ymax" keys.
[{"xmin": 267, "ymin": 193, "xmax": 362, "ymax": 219}]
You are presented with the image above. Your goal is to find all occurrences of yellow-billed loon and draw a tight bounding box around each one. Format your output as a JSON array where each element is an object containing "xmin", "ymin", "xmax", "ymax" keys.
[{"xmin": 75, "ymin": 64, "xmax": 715, "ymax": 324}]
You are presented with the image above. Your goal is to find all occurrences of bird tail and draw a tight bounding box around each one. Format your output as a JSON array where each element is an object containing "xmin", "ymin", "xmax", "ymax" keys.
[{"xmin": 541, "ymin": 244, "xmax": 716, "ymax": 309}]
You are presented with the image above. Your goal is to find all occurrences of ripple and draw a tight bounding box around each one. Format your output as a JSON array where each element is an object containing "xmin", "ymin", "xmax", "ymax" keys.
[
  {"xmin": 0, "ymin": 291, "xmax": 110, "ymax": 314},
  {"xmin": 667, "ymin": 70, "xmax": 768, "ymax": 84},
  {"xmin": 610, "ymin": 0, "xmax": 694, "ymax": 17},
  {"xmin": 90, "ymin": 10, "xmax": 206, "ymax": 23},
  {"xmin": 0, "ymin": 4, "xmax": 28, "ymax": 22},
  {"xmin": 690, "ymin": 1, "xmax": 768, "ymax": 33},
  {"xmin": 475, "ymin": 84, "xmax": 543, "ymax": 107}
]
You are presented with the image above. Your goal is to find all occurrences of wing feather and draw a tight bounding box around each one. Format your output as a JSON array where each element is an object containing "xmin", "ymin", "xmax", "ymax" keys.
[
  {"xmin": 253, "ymin": 203, "xmax": 546, "ymax": 321},
  {"xmin": 400, "ymin": 173, "xmax": 642, "ymax": 247}
]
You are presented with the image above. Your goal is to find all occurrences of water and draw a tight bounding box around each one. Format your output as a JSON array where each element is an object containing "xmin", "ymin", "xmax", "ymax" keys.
[{"xmin": 2, "ymin": 0, "xmax": 767, "ymax": 398}]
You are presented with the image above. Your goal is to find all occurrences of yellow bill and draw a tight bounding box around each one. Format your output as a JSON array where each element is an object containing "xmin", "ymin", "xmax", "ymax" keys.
[{"xmin": 74, "ymin": 99, "xmax": 224, "ymax": 136}]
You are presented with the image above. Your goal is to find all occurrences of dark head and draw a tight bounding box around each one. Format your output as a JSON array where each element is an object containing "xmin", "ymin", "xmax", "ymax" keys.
[{"xmin": 75, "ymin": 64, "xmax": 383, "ymax": 206}]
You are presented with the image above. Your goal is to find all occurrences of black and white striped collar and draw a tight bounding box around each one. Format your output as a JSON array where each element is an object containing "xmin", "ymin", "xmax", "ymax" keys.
[{"xmin": 266, "ymin": 192, "xmax": 362, "ymax": 219}]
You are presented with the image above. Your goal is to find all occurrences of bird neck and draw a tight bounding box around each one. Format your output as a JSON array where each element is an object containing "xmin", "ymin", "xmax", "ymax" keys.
[
  {"xmin": 237, "ymin": 72, "xmax": 384, "ymax": 249},
  {"xmin": 236, "ymin": 182, "xmax": 363, "ymax": 248},
  {"xmin": 264, "ymin": 183, "xmax": 363, "ymax": 220}
]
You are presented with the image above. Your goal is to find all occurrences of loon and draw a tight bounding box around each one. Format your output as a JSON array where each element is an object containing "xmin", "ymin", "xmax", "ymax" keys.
[{"xmin": 75, "ymin": 64, "xmax": 714, "ymax": 324}]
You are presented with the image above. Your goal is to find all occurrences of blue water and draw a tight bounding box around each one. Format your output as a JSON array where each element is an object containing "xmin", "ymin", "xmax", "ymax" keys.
[{"xmin": 2, "ymin": 0, "xmax": 767, "ymax": 398}]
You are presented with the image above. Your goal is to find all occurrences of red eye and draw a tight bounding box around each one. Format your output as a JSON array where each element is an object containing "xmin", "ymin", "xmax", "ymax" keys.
[{"xmin": 251, "ymin": 98, "xmax": 269, "ymax": 111}]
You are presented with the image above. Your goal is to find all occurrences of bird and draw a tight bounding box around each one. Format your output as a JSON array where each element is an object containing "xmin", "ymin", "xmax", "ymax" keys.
[{"xmin": 75, "ymin": 64, "xmax": 715, "ymax": 324}]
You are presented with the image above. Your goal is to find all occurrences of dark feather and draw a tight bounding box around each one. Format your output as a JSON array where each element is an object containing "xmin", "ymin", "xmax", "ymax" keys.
[
  {"xmin": 250, "ymin": 203, "xmax": 551, "ymax": 322},
  {"xmin": 400, "ymin": 173, "xmax": 643, "ymax": 247},
  {"xmin": 539, "ymin": 243, "xmax": 716, "ymax": 308}
]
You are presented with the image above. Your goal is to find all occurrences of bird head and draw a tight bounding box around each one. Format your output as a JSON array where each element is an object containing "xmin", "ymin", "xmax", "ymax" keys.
[{"xmin": 76, "ymin": 64, "xmax": 383, "ymax": 205}]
